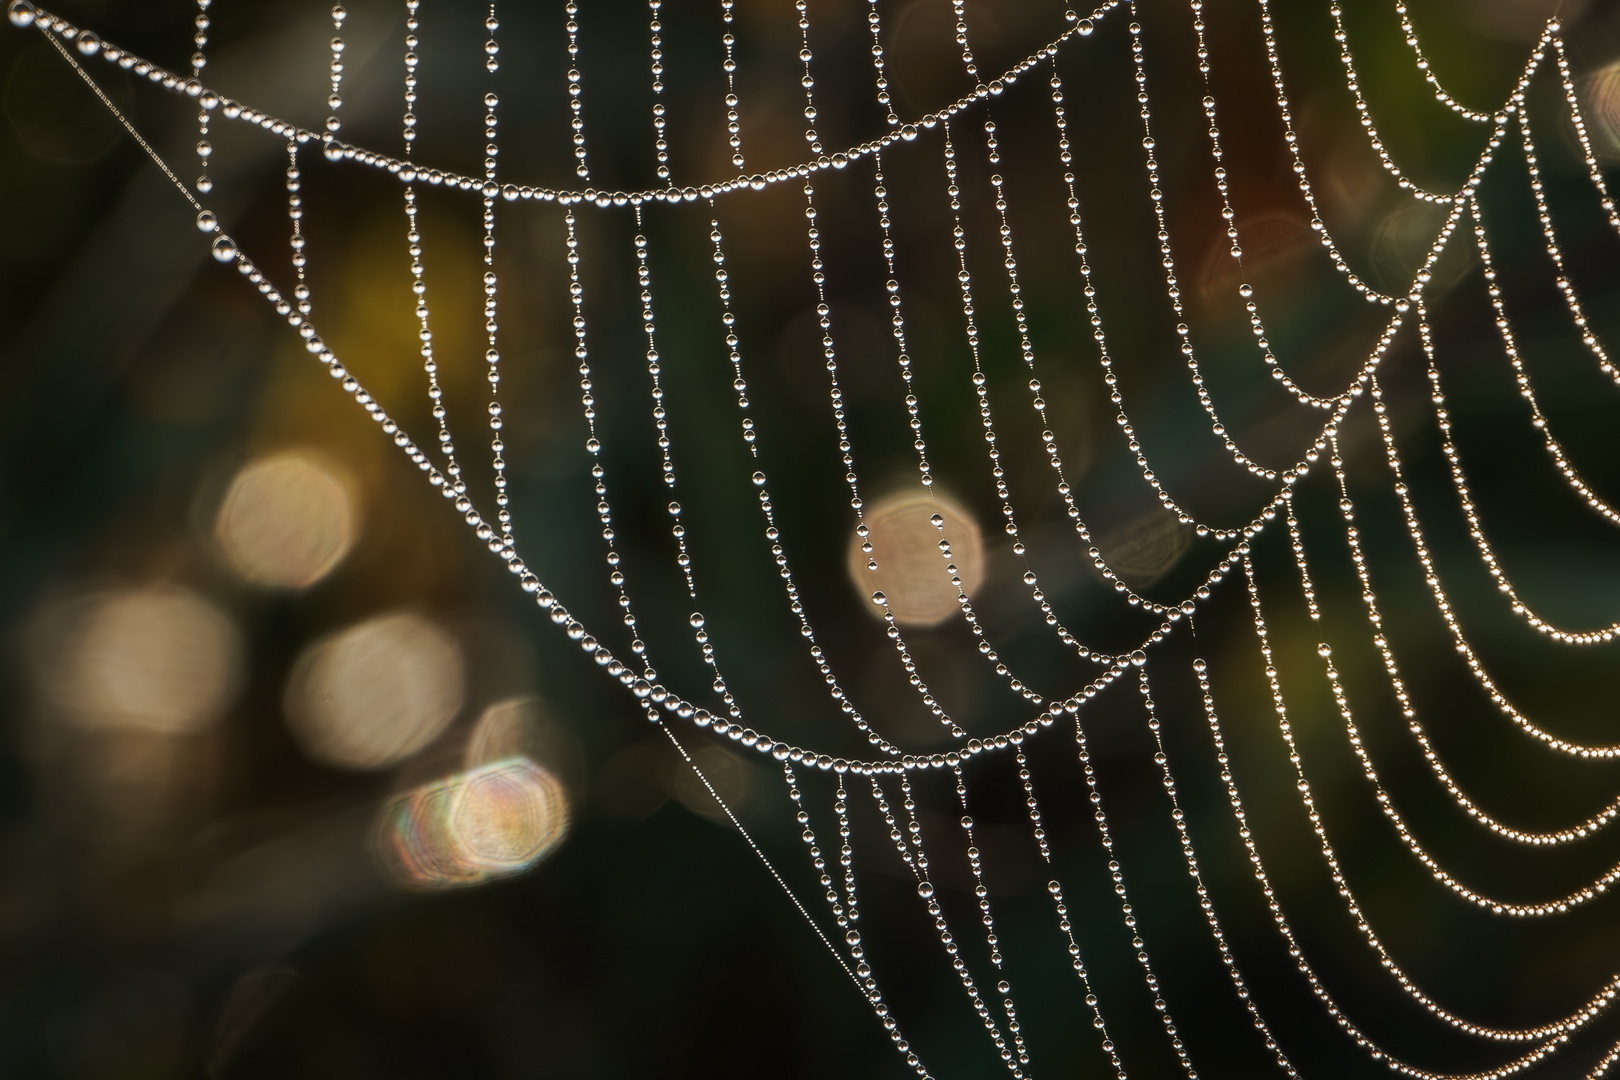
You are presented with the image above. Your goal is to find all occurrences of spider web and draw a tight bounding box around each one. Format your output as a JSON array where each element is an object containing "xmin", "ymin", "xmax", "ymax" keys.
[{"xmin": 10, "ymin": 0, "xmax": 1620, "ymax": 1074}]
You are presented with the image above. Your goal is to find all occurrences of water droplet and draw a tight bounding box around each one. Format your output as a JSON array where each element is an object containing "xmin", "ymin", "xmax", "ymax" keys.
[
  {"xmin": 210, "ymin": 235, "xmax": 237, "ymax": 262},
  {"xmin": 196, "ymin": 210, "xmax": 218, "ymax": 233},
  {"xmin": 688, "ymin": 613, "xmax": 705, "ymax": 629},
  {"xmin": 1130, "ymin": 649, "xmax": 1148, "ymax": 667},
  {"xmin": 8, "ymin": 2, "xmax": 37, "ymax": 29},
  {"xmin": 75, "ymin": 30, "xmax": 99, "ymax": 55},
  {"xmin": 917, "ymin": 881, "xmax": 935, "ymax": 899}
]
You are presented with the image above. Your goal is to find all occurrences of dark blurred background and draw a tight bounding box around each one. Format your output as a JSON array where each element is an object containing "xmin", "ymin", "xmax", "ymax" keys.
[{"xmin": 5, "ymin": 0, "xmax": 1620, "ymax": 1076}]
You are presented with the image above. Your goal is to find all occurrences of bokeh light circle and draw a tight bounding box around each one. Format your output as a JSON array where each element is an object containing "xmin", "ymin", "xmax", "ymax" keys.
[
  {"xmin": 847, "ymin": 490, "xmax": 984, "ymax": 627},
  {"xmin": 48, "ymin": 585, "xmax": 243, "ymax": 734},
  {"xmin": 215, "ymin": 449, "xmax": 357, "ymax": 588},
  {"xmin": 379, "ymin": 757, "xmax": 569, "ymax": 889},
  {"xmin": 284, "ymin": 611, "xmax": 464, "ymax": 770}
]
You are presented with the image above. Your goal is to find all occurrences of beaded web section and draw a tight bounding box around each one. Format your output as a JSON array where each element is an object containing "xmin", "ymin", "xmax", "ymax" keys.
[{"xmin": 9, "ymin": 0, "xmax": 1620, "ymax": 1074}]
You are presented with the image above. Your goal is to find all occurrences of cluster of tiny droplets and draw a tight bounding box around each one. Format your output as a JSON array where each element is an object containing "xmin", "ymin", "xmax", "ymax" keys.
[
  {"xmin": 875, "ymin": 775, "xmax": 1027, "ymax": 1078},
  {"xmin": 784, "ymin": 767, "xmax": 931, "ymax": 1078},
  {"xmin": 898, "ymin": 3, "xmax": 1120, "ymax": 677},
  {"xmin": 402, "ymin": 1, "xmax": 419, "ymax": 147},
  {"xmin": 1013, "ymin": 740, "xmax": 1133, "ymax": 1079},
  {"xmin": 1071, "ymin": 695, "xmax": 1201, "ymax": 1079},
  {"xmin": 564, "ymin": 0, "xmax": 587, "ymax": 180},
  {"xmin": 563, "ymin": 210, "xmax": 657, "ymax": 684},
  {"xmin": 478, "ymin": 6, "xmax": 515, "ymax": 558},
  {"xmin": 701, "ymin": 218, "xmax": 906, "ymax": 752},
  {"xmin": 399, "ymin": 2, "xmax": 464, "ymax": 499},
  {"xmin": 1556, "ymin": 36, "xmax": 1620, "ymax": 237},
  {"xmin": 1184, "ymin": 0, "xmax": 1338, "ymax": 409},
  {"xmin": 976, "ymin": 117, "xmax": 1121, "ymax": 660},
  {"xmin": 1330, "ymin": 431, "xmax": 1620, "ymax": 845},
  {"xmin": 1319, "ymin": 610, "xmax": 1620, "ymax": 918},
  {"xmin": 1135, "ymin": 668, "xmax": 1308, "ymax": 1079},
  {"xmin": 647, "ymin": 0, "xmax": 670, "ymax": 183},
  {"xmin": 932, "ymin": 121, "xmax": 1073, "ymax": 696},
  {"xmin": 193, "ymin": 0, "xmax": 211, "ymax": 193},
  {"xmin": 1193, "ymin": 645, "xmax": 1607, "ymax": 1053},
  {"xmin": 284, "ymin": 141, "xmax": 313, "ymax": 326},
  {"xmin": 1061, "ymin": 30, "xmax": 1245, "ymax": 537},
  {"xmin": 1519, "ymin": 108, "xmax": 1620, "ymax": 387},
  {"xmin": 1044, "ymin": 874, "xmax": 1129, "ymax": 1080},
  {"xmin": 627, "ymin": 209, "xmax": 697, "ymax": 600},
  {"xmin": 326, "ymin": 4, "xmax": 345, "ymax": 138},
  {"xmin": 1326, "ymin": 2, "xmax": 1448, "ymax": 199},
  {"xmin": 1393, "ymin": 1, "xmax": 1493, "ymax": 122},
  {"xmin": 719, "ymin": 0, "xmax": 743, "ymax": 169},
  {"xmin": 1362, "ymin": 374, "xmax": 1620, "ymax": 760},
  {"xmin": 1283, "ymin": 491, "xmax": 1319, "ymax": 620},
  {"xmin": 1253, "ymin": 0, "xmax": 1394, "ymax": 301},
  {"xmin": 952, "ymin": 767, "xmax": 1034, "ymax": 1070},
  {"xmin": 788, "ymin": 14, "xmax": 983, "ymax": 735},
  {"xmin": 656, "ymin": 725, "xmax": 870, "ymax": 1005},
  {"xmin": 795, "ymin": 0, "xmax": 823, "ymax": 156},
  {"xmin": 1419, "ymin": 303, "xmax": 1620, "ymax": 644},
  {"xmin": 870, "ymin": 152, "xmax": 931, "ymax": 488},
  {"xmin": 951, "ymin": 0, "xmax": 981, "ymax": 86},
  {"xmin": 1471, "ymin": 199, "xmax": 1620, "ymax": 529},
  {"xmin": 865, "ymin": 0, "xmax": 898, "ymax": 126},
  {"xmin": 1047, "ymin": 59, "xmax": 1227, "ymax": 611},
  {"xmin": 1127, "ymin": 8, "xmax": 1291, "ymax": 482}
]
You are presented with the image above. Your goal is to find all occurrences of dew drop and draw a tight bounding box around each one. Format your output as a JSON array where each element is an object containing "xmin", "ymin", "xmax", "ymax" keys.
[
  {"xmin": 75, "ymin": 30, "xmax": 99, "ymax": 55},
  {"xmin": 210, "ymin": 235, "xmax": 238, "ymax": 262},
  {"xmin": 917, "ymin": 881, "xmax": 934, "ymax": 899},
  {"xmin": 196, "ymin": 210, "xmax": 218, "ymax": 233},
  {"xmin": 8, "ymin": 2, "xmax": 37, "ymax": 29}
]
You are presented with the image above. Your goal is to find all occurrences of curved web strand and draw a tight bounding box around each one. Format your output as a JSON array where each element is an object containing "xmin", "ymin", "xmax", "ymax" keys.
[
  {"xmin": 1418, "ymin": 306, "xmax": 1620, "ymax": 644},
  {"xmin": 1185, "ymin": 0, "xmax": 1343, "ymax": 410},
  {"xmin": 869, "ymin": 774, "xmax": 1029, "ymax": 1078},
  {"xmin": 1469, "ymin": 199, "xmax": 1620, "ymax": 528},
  {"xmin": 939, "ymin": 113, "xmax": 1149, "ymax": 662},
  {"xmin": 1555, "ymin": 37, "xmax": 1620, "ymax": 240},
  {"xmin": 1392, "ymin": 0, "xmax": 1495, "ymax": 123},
  {"xmin": 1326, "ymin": 0, "xmax": 1474, "ymax": 200},
  {"xmin": 1141, "ymin": 665, "xmax": 1583, "ymax": 1076},
  {"xmin": 1126, "ymin": 3, "xmax": 1327, "ymax": 469},
  {"xmin": 1318, "ymin": 639, "xmax": 1620, "ymax": 916},
  {"xmin": 702, "ymin": 219, "xmax": 911, "ymax": 754},
  {"xmin": 964, "ymin": 113, "xmax": 1124, "ymax": 660},
  {"xmin": 1329, "ymin": 435, "xmax": 1620, "ymax": 844},
  {"xmin": 1364, "ymin": 377, "xmax": 1620, "ymax": 759},
  {"xmin": 1007, "ymin": 741, "xmax": 1130, "ymax": 1077},
  {"xmin": 783, "ymin": 766, "xmax": 931, "ymax": 1077},
  {"xmin": 1518, "ymin": 108, "xmax": 1620, "ymax": 388},
  {"xmin": 1198, "ymin": 624, "xmax": 1615, "ymax": 1049},
  {"xmin": 1251, "ymin": 0, "xmax": 1552, "ymax": 304},
  {"xmin": 1069, "ymin": 690, "xmax": 1205, "ymax": 1080}
]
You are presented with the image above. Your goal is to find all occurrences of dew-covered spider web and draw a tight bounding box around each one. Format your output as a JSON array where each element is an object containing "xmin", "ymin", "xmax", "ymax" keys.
[{"xmin": 10, "ymin": 0, "xmax": 1620, "ymax": 1074}]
